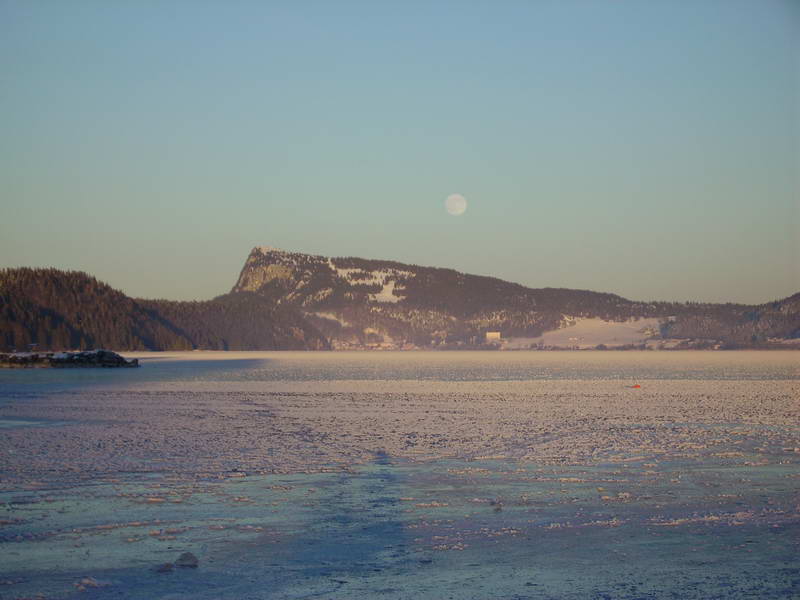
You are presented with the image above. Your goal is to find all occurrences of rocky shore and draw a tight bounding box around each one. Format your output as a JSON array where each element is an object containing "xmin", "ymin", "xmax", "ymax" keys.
[{"xmin": 0, "ymin": 349, "xmax": 139, "ymax": 368}]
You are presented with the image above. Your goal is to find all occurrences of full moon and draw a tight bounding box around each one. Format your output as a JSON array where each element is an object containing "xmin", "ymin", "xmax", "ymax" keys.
[{"xmin": 445, "ymin": 193, "xmax": 467, "ymax": 216}]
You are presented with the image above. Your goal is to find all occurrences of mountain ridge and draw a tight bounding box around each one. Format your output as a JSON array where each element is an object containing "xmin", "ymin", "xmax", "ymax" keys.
[
  {"xmin": 0, "ymin": 248, "xmax": 797, "ymax": 351},
  {"xmin": 231, "ymin": 246, "xmax": 800, "ymax": 349}
]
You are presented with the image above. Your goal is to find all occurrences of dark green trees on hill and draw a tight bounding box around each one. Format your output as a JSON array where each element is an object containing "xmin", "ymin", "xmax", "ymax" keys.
[
  {"xmin": 0, "ymin": 268, "xmax": 191, "ymax": 351},
  {"xmin": 140, "ymin": 293, "xmax": 328, "ymax": 351},
  {"xmin": 0, "ymin": 268, "xmax": 327, "ymax": 351}
]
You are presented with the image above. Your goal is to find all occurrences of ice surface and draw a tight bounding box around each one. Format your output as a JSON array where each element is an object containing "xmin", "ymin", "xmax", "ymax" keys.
[{"xmin": 0, "ymin": 351, "xmax": 797, "ymax": 599}]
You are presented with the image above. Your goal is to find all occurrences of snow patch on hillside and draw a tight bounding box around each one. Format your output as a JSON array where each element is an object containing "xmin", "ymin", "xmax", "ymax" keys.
[
  {"xmin": 370, "ymin": 280, "xmax": 401, "ymax": 303},
  {"xmin": 312, "ymin": 312, "xmax": 351, "ymax": 327},
  {"xmin": 505, "ymin": 318, "xmax": 662, "ymax": 349},
  {"xmin": 327, "ymin": 260, "xmax": 410, "ymax": 303}
]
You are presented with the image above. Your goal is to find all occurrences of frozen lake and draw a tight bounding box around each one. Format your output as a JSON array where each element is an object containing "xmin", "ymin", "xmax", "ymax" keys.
[{"xmin": 1, "ymin": 351, "xmax": 798, "ymax": 599}]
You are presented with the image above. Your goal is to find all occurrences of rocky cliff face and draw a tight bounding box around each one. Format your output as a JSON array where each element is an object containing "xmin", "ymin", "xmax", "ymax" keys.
[{"xmin": 233, "ymin": 246, "xmax": 419, "ymax": 308}]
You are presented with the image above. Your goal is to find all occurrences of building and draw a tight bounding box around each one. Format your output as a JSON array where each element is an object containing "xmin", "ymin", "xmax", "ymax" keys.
[{"xmin": 485, "ymin": 331, "xmax": 502, "ymax": 342}]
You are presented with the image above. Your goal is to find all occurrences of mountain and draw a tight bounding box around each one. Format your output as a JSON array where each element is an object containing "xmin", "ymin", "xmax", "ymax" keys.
[
  {"xmin": 232, "ymin": 246, "xmax": 800, "ymax": 349},
  {"xmin": 2, "ymin": 251, "xmax": 797, "ymax": 352},
  {"xmin": 0, "ymin": 268, "xmax": 327, "ymax": 351}
]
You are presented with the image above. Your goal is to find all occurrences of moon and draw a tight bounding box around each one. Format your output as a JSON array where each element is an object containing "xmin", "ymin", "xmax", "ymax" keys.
[{"xmin": 445, "ymin": 193, "xmax": 467, "ymax": 216}]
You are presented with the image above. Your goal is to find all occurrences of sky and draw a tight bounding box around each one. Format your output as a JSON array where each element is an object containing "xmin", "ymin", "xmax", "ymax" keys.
[{"xmin": 1, "ymin": 0, "xmax": 798, "ymax": 304}]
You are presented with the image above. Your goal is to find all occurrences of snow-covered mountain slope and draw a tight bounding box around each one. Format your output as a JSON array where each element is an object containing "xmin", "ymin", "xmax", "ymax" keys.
[{"xmin": 231, "ymin": 246, "xmax": 800, "ymax": 349}]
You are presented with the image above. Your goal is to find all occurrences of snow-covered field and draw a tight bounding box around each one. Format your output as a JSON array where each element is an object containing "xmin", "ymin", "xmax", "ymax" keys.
[{"xmin": 505, "ymin": 317, "xmax": 662, "ymax": 349}]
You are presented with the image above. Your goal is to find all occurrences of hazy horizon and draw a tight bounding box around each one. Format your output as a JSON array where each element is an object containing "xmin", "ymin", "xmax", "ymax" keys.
[{"xmin": 1, "ymin": 0, "xmax": 798, "ymax": 304}]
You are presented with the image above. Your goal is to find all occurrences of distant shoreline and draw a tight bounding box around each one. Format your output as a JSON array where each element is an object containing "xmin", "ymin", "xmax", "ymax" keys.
[{"xmin": 0, "ymin": 350, "xmax": 139, "ymax": 369}]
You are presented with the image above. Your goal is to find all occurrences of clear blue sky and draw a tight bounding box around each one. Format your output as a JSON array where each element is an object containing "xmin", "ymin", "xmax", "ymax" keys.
[{"xmin": 1, "ymin": 0, "xmax": 797, "ymax": 303}]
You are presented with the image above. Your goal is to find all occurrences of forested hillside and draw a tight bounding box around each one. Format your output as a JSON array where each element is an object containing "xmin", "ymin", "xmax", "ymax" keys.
[
  {"xmin": 0, "ymin": 268, "xmax": 191, "ymax": 351},
  {"xmin": 140, "ymin": 293, "xmax": 328, "ymax": 350},
  {"xmin": 659, "ymin": 294, "xmax": 800, "ymax": 347},
  {"xmin": 0, "ymin": 268, "xmax": 327, "ymax": 351}
]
